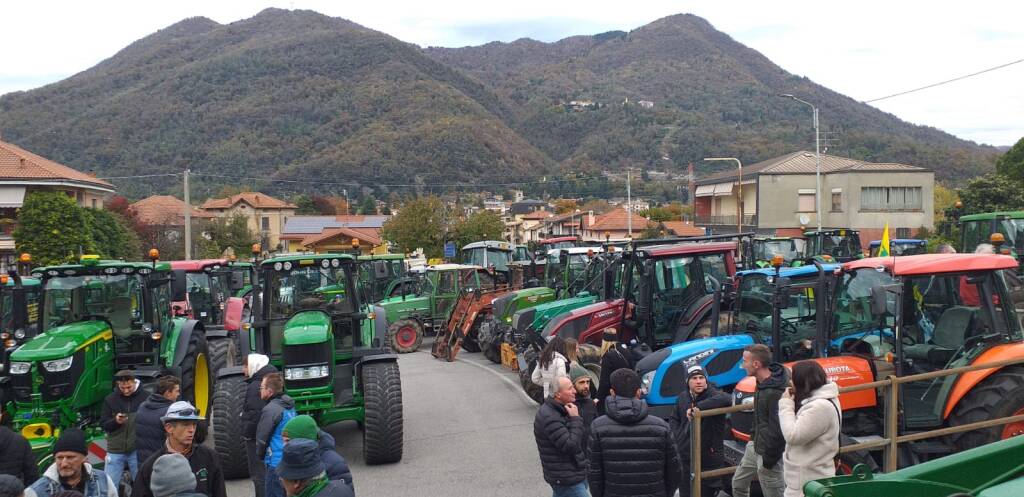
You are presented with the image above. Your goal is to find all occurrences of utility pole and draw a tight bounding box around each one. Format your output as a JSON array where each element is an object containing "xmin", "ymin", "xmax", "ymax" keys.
[
  {"xmin": 780, "ymin": 94, "xmax": 822, "ymax": 231},
  {"xmin": 626, "ymin": 168, "xmax": 633, "ymax": 238},
  {"xmin": 183, "ymin": 168, "xmax": 192, "ymax": 260}
]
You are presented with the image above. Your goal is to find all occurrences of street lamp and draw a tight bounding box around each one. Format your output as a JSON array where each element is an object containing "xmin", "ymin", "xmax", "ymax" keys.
[
  {"xmin": 704, "ymin": 157, "xmax": 744, "ymax": 234},
  {"xmin": 779, "ymin": 93, "xmax": 822, "ymax": 231}
]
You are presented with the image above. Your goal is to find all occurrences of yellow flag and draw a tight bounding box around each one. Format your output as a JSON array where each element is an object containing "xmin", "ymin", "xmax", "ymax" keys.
[{"xmin": 879, "ymin": 223, "xmax": 891, "ymax": 257}]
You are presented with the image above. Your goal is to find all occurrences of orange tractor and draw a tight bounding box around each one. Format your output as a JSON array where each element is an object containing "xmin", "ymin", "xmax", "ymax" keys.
[{"xmin": 730, "ymin": 253, "xmax": 1024, "ymax": 467}]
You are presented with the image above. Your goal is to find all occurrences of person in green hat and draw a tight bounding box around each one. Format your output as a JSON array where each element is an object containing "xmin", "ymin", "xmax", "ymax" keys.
[
  {"xmin": 276, "ymin": 440, "xmax": 352, "ymax": 497},
  {"xmin": 282, "ymin": 416, "xmax": 353, "ymax": 493}
]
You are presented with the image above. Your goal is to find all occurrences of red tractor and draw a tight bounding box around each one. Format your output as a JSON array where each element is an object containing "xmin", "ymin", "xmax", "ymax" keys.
[{"xmin": 730, "ymin": 253, "xmax": 1024, "ymax": 468}]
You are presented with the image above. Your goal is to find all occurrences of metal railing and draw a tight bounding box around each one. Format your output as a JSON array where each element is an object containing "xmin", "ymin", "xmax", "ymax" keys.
[
  {"xmin": 688, "ymin": 356, "xmax": 1024, "ymax": 496},
  {"xmin": 694, "ymin": 214, "xmax": 758, "ymax": 227}
]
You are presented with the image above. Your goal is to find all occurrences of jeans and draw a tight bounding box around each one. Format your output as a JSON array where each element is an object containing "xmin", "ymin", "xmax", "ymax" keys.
[
  {"xmin": 246, "ymin": 439, "xmax": 266, "ymax": 497},
  {"xmin": 550, "ymin": 481, "xmax": 589, "ymax": 497},
  {"xmin": 731, "ymin": 442, "xmax": 784, "ymax": 497},
  {"xmin": 104, "ymin": 450, "xmax": 138, "ymax": 487},
  {"xmin": 265, "ymin": 465, "xmax": 285, "ymax": 497}
]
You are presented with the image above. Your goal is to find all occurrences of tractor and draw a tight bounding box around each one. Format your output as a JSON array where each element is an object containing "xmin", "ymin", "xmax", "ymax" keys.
[
  {"xmin": 801, "ymin": 228, "xmax": 864, "ymax": 263},
  {"xmin": 461, "ymin": 240, "xmax": 514, "ymax": 283},
  {"xmin": 356, "ymin": 253, "xmax": 413, "ymax": 304},
  {"xmin": 377, "ymin": 264, "xmax": 496, "ymax": 353},
  {"xmin": 5, "ymin": 253, "xmax": 211, "ymax": 467},
  {"xmin": 959, "ymin": 211, "xmax": 1024, "ymax": 267},
  {"xmin": 211, "ymin": 253, "xmax": 401, "ymax": 478},
  {"xmin": 170, "ymin": 259, "xmax": 255, "ymax": 373},
  {"xmin": 746, "ymin": 236, "xmax": 806, "ymax": 268},
  {"xmin": 537, "ymin": 236, "xmax": 581, "ymax": 251},
  {"xmin": 731, "ymin": 252, "xmax": 1024, "ymax": 467},
  {"xmin": 869, "ymin": 239, "xmax": 928, "ymax": 257},
  {"xmin": 0, "ymin": 271, "xmax": 41, "ymax": 406}
]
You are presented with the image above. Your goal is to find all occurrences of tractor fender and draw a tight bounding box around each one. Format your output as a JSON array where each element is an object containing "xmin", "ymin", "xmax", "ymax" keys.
[
  {"xmin": 238, "ymin": 325, "xmax": 251, "ymax": 358},
  {"xmin": 171, "ymin": 320, "xmax": 205, "ymax": 367},
  {"xmin": 223, "ymin": 297, "xmax": 245, "ymax": 331},
  {"xmin": 356, "ymin": 353, "xmax": 399, "ymax": 384},
  {"xmin": 205, "ymin": 328, "xmax": 229, "ymax": 339},
  {"xmin": 216, "ymin": 365, "xmax": 246, "ymax": 380},
  {"xmin": 943, "ymin": 342, "xmax": 1024, "ymax": 419}
]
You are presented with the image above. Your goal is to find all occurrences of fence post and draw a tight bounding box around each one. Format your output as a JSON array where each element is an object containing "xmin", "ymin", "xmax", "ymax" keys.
[
  {"xmin": 691, "ymin": 409, "xmax": 702, "ymax": 497},
  {"xmin": 884, "ymin": 376, "xmax": 899, "ymax": 472}
]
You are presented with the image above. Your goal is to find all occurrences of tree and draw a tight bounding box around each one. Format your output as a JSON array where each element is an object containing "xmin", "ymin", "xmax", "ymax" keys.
[
  {"xmin": 553, "ymin": 199, "xmax": 579, "ymax": 214},
  {"xmin": 381, "ymin": 196, "xmax": 447, "ymax": 257},
  {"xmin": 357, "ymin": 195, "xmax": 377, "ymax": 215},
  {"xmin": 957, "ymin": 174, "xmax": 1024, "ymax": 215},
  {"xmin": 454, "ymin": 210, "xmax": 505, "ymax": 249},
  {"xmin": 85, "ymin": 208, "xmax": 142, "ymax": 260},
  {"xmin": 995, "ymin": 136, "xmax": 1024, "ymax": 182},
  {"xmin": 200, "ymin": 214, "xmax": 256, "ymax": 258},
  {"xmin": 214, "ymin": 185, "xmax": 252, "ymax": 198},
  {"xmin": 579, "ymin": 199, "xmax": 613, "ymax": 215},
  {"xmin": 14, "ymin": 191, "xmax": 95, "ymax": 266},
  {"xmin": 292, "ymin": 194, "xmax": 319, "ymax": 215}
]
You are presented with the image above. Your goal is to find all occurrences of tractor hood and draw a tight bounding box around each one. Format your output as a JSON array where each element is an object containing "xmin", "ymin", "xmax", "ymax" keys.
[
  {"xmin": 377, "ymin": 295, "xmax": 428, "ymax": 307},
  {"xmin": 10, "ymin": 320, "xmax": 111, "ymax": 361},
  {"xmin": 639, "ymin": 334, "xmax": 754, "ymax": 407},
  {"xmin": 282, "ymin": 310, "xmax": 332, "ymax": 346}
]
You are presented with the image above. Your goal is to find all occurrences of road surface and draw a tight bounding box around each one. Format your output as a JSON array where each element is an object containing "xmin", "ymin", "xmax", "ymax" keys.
[{"xmin": 226, "ymin": 345, "xmax": 549, "ymax": 496}]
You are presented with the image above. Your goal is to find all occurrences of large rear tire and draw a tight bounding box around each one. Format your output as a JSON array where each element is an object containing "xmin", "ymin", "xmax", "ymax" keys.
[
  {"xmin": 211, "ymin": 375, "xmax": 249, "ymax": 479},
  {"xmin": 519, "ymin": 358, "xmax": 544, "ymax": 404},
  {"xmin": 208, "ymin": 336, "xmax": 238, "ymax": 375},
  {"xmin": 362, "ymin": 362, "xmax": 404, "ymax": 464},
  {"xmin": 180, "ymin": 330, "xmax": 211, "ymax": 418},
  {"xmin": 460, "ymin": 317, "xmax": 482, "ymax": 353},
  {"xmin": 387, "ymin": 319, "xmax": 423, "ymax": 354},
  {"xmin": 949, "ymin": 367, "xmax": 1024, "ymax": 450}
]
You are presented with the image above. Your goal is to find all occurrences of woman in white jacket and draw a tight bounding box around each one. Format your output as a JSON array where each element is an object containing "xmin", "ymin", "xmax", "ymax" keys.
[
  {"xmin": 532, "ymin": 336, "xmax": 569, "ymax": 398},
  {"xmin": 778, "ymin": 360, "xmax": 842, "ymax": 497}
]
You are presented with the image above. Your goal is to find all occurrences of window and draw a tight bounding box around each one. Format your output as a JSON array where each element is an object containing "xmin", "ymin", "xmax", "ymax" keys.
[
  {"xmin": 895, "ymin": 227, "xmax": 911, "ymax": 238},
  {"xmin": 261, "ymin": 217, "xmax": 270, "ymax": 231},
  {"xmin": 797, "ymin": 189, "xmax": 815, "ymax": 212},
  {"xmin": 831, "ymin": 188, "xmax": 842, "ymax": 212},
  {"xmin": 91, "ymin": 198, "xmax": 98, "ymax": 209},
  {"xmin": 860, "ymin": 187, "xmax": 923, "ymax": 211}
]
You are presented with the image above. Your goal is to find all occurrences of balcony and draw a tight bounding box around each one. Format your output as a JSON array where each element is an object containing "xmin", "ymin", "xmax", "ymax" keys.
[{"xmin": 694, "ymin": 214, "xmax": 758, "ymax": 233}]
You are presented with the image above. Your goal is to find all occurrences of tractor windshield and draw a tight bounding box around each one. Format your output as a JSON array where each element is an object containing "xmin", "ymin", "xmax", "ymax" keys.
[
  {"xmin": 647, "ymin": 253, "xmax": 728, "ymax": 343},
  {"xmin": 833, "ymin": 268, "xmax": 897, "ymax": 346},
  {"xmin": 0, "ymin": 286, "xmax": 40, "ymax": 332},
  {"xmin": 463, "ymin": 248, "xmax": 511, "ymax": 273},
  {"xmin": 185, "ymin": 272, "xmax": 226, "ymax": 323},
  {"xmin": 754, "ymin": 240, "xmax": 803, "ymax": 262},
  {"xmin": 545, "ymin": 253, "xmax": 593, "ymax": 291},
  {"xmin": 807, "ymin": 233, "xmax": 862, "ymax": 260},
  {"xmin": 962, "ymin": 218, "xmax": 1024, "ymax": 253},
  {"xmin": 41, "ymin": 274, "xmax": 145, "ymax": 335},
  {"xmin": 735, "ymin": 273, "xmax": 820, "ymax": 355},
  {"xmin": 267, "ymin": 265, "xmax": 355, "ymax": 319}
]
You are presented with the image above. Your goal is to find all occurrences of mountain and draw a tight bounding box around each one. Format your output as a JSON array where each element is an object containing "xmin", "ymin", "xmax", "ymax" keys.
[{"xmin": 0, "ymin": 10, "xmax": 1000, "ymax": 199}]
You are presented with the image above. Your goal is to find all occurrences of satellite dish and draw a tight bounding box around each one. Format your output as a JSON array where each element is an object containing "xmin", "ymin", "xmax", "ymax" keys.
[{"xmin": 799, "ymin": 214, "xmax": 810, "ymax": 226}]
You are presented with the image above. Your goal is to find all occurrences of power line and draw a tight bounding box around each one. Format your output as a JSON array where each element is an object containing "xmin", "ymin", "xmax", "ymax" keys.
[
  {"xmin": 864, "ymin": 57, "xmax": 1024, "ymax": 103},
  {"xmin": 188, "ymin": 171, "xmax": 620, "ymax": 188},
  {"xmin": 97, "ymin": 173, "xmax": 181, "ymax": 180}
]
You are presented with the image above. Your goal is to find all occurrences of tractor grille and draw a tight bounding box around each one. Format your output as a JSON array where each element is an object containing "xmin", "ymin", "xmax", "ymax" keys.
[
  {"xmin": 9, "ymin": 365, "xmax": 33, "ymax": 402},
  {"xmin": 283, "ymin": 342, "xmax": 332, "ymax": 389},
  {"xmin": 41, "ymin": 352, "xmax": 85, "ymax": 402}
]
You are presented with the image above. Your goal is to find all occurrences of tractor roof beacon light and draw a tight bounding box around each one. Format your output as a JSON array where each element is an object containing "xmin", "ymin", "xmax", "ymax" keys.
[
  {"xmin": 148, "ymin": 248, "xmax": 160, "ymax": 267},
  {"xmin": 19, "ymin": 253, "xmax": 31, "ymax": 264},
  {"xmin": 771, "ymin": 254, "xmax": 785, "ymax": 269},
  {"xmin": 0, "ymin": 274, "xmax": 7, "ymax": 285},
  {"xmin": 80, "ymin": 255, "xmax": 100, "ymax": 266},
  {"xmin": 991, "ymin": 232, "xmax": 1006, "ymax": 247}
]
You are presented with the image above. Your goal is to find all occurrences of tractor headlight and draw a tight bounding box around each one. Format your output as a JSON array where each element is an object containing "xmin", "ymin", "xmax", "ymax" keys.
[
  {"xmin": 284, "ymin": 364, "xmax": 330, "ymax": 380},
  {"xmin": 13, "ymin": 329, "xmax": 26, "ymax": 340},
  {"xmin": 641, "ymin": 370, "xmax": 655, "ymax": 396},
  {"xmin": 43, "ymin": 356, "xmax": 73, "ymax": 372},
  {"xmin": 9, "ymin": 361, "xmax": 31, "ymax": 374}
]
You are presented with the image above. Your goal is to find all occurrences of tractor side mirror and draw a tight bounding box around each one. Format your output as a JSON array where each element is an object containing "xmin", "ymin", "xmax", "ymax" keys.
[
  {"xmin": 773, "ymin": 277, "xmax": 792, "ymax": 309},
  {"xmin": 870, "ymin": 285, "xmax": 889, "ymax": 317},
  {"xmin": 229, "ymin": 272, "xmax": 245, "ymax": 292},
  {"xmin": 171, "ymin": 269, "xmax": 188, "ymax": 302},
  {"xmin": 373, "ymin": 260, "xmax": 389, "ymax": 279}
]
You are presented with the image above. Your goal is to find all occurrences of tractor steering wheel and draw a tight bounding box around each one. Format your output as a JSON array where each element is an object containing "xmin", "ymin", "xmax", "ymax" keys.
[{"xmin": 780, "ymin": 319, "xmax": 800, "ymax": 335}]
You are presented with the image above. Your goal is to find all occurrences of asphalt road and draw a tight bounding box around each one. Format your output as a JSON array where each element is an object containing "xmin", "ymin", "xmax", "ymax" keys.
[{"xmin": 226, "ymin": 344, "xmax": 550, "ymax": 496}]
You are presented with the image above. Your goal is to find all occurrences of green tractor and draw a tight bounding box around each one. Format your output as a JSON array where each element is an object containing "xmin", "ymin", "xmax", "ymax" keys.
[
  {"xmin": 5, "ymin": 254, "xmax": 211, "ymax": 467},
  {"xmin": 746, "ymin": 236, "xmax": 805, "ymax": 268},
  {"xmin": 211, "ymin": 253, "xmax": 401, "ymax": 477},
  {"xmin": 357, "ymin": 253, "xmax": 415, "ymax": 304},
  {"xmin": 799, "ymin": 228, "xmax": 864, "ymax": 264},
  {"xmin": 378, "ymin": 264, "xmax": 496, "ymax": 353},
  {"xmin": 960, "ymin": 211, "xmax": 1024, "ymax": 268}
]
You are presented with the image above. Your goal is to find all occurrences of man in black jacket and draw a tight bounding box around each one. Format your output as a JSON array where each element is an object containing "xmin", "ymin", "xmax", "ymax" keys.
[
  {"xmin": 135, "ymin": 375, "xmax": 180, "ymax": 466},
  {"xmin": 589, "ymin": 368, "xmax": 681, "ymax": 497},
  {"xmin": 132, "ymin": 401, "xmax": 226, "ymax": 497},
  {"xmin": 0, "ymin": 424, "xmax": 38, "ymax": 483},
  {"xmin": 669, "ymin": 365, "xmax": 731, "ymax": 497},
  {"xmin": 243, "ymin": 354, "xmax": 277, "ymax": 497},
  {"xmin": 731, "ymin": 344, "xmax": 787, "ymax": 497},
  {"xmin": 534, "ymin": 376, "xmax": 588, "ymax": 497},
  {"xmin": 100, "ymin": 370, "xmax": 147, "ymax": 487}
]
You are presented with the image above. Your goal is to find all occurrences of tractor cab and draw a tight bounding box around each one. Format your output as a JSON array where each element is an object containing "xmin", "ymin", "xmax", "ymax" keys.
[
  {"xmin": 0, "ymin": 272, "xmax": 41, "ymax": 373},
  {"xmin": 868, "ymin": 239, "xmax": 928, "ymax": 257},
  {"xmin": 802, "ymin": 229, "xmax": 863, "ymax": 263},
  {"xmin": 749, "ymin": 237, "xmax": 806, "ymax": 268},
  {"xmin": 538, "ymin": 236, "xmax": 580, "ymax": 252},
  {"xmin": 170, "ymin": 259, "xmax": 255, "ymax": 372},
  {"xmin": 960, "ymin": 212, "xmax": 1024, "ymax": 271},
  {"xmin": 461, "ymin": 241, "xmax": 513, "ymax": 283},
  {"xmin": 356, "ymin": 253, "xmax": 409, "ymax": 304},
  {"xmin": 544, "ymin": 247, "xmax": 604, "ymax": 299}
]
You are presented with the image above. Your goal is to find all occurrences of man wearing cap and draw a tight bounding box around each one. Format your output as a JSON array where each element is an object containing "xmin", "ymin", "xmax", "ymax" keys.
[
  {"xmin": 276, "ymin": 440, "xmax": 353, "ymax": 497},
  {"xmin": 25, "ymin": 429, "xmax": 117, "ymax": 497},
  {"xmin": 149, "ymin": 454, "xmax": 202, "ymax": 497},
  {"xmin": 132, "ymin": 402, "xmax": 225, "ymax": 497},
  {"xmin": 669, "ymin": 364, "xmax": 731, "ymax": 497},
  {"xmin": 281, "ymin": 416, "xmax": 353, "ymax": 492},
  {"xmin": 569, "ymin": 364, "xmax": 597, "ymax": 455},
  {"xmin": 99, "ymin": 370, "xmax": 147, "ymax": 487}
]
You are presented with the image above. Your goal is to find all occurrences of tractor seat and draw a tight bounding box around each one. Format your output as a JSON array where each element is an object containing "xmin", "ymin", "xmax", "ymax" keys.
[
  {"xmin": 904, "ymin": 306, "xmax": 974, "ymax": 363},
  {"xmin": 108, "ymin": 296, "xmax": 134, "ymax": 337}
]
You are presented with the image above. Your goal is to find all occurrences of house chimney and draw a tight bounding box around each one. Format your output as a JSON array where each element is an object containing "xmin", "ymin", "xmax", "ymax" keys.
[{"xmin": 19, "ymin": 158, "xmax": 26, "ymax": 168}]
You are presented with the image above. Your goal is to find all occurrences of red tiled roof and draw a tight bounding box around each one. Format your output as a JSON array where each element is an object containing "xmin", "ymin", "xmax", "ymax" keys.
[
  {"xmin": 0, "ymin": 140, "xmax": 114, "ymax": 189},
  {"xmin": 662, "ymin": 221, "xmax": 705, "ymax": 237},
  {"xmin": 300, "ymin": 227, "xmax": 382, "ymax": 247},
  {"xmin": 587, "ymin": 208, "xmax": 654, "ymax": 231},
  {"xmin": 131, "ymin": 195, "xmax": 214, "ymax": 226},
  {"xmin": 201, "ymin": 192, "xmax": 296, "ymax": 210},
  {"xmin": 521, "ymin": 210, "xmax": 554, "ymax": 220}
]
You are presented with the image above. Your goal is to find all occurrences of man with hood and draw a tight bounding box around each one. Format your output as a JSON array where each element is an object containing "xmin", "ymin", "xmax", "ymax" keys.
[
  {"xmin": 148, "ymin": 454, "xmax": 203, "ymax": 497},
  {"xmin": 0, "ymin": 423, "xmax": 37, "ymax": 483},
  {"xmin": 731, "ymin": 344, "xmax": 788, "ymax": 497},
  {"xmin": 25, "ymin": 429, "xmax": 117, "ymax": 497},
  {"xmin": 136, "ymin": 375, "xmax": 181, "ymax": 465},
  {"xmin": 99, "ymin": 370, "xmax": 147, "ymax": 486},
  {"xmin": 243, "ymin": 354, "xmax": 277, "ymax": 497},
  {"xmin": 257, "ymin": 373, "xmax": 296, "ymax": 497},
  {"xmin": 588, "ymin": 369, "xmax": 681, "ymax": 497},
  {"xmin": 669, "ymin": 365, "xmax": 731, "ymax": 497},
  {"xmin": 282, "ymin": 415, "xmax": 354, "ymax": 493},
  {"xmin": 132, "ymin": 401, "xmax": 226, "ymax": 497}
]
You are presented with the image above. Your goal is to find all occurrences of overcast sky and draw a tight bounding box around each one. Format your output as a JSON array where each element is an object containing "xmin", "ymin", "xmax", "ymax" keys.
[{"xmin": 3, "ymin": 1, "xmax": 1021, "ymax": 146}]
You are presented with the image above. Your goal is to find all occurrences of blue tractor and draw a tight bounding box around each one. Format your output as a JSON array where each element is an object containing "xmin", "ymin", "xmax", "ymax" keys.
[{"xmin": 637, "ymin": 262, "xmax": 837, "ymax": 418}]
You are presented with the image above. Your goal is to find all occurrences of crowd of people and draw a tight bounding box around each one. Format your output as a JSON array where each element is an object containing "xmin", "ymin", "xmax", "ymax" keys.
[
  {"xmin": 0, "ymin": 355, "xmax": 355, "ymax": 497},
  {"xmin": 532, "ymin": 332, "xmax": 843, "ymax": 497}
]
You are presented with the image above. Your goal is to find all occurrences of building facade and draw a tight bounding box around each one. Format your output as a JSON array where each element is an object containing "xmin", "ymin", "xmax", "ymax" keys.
[{"xmin": 200, "ymin": 193, "xmax": 297, "ymax": 252}]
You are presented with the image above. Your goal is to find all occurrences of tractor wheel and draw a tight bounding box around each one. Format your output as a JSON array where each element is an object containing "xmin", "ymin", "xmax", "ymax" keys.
[
  {"xmin": 207, "ymin": 336, "xmax": 238, "ymax": 375},
  {"xmin": 211, "ymin": 375, "xmax": 249, "ymax": 479},
  {"xmin": 480, "ymin": 318, "xmax": 502, "ymax": 364},
  {"xmin": 180, "ymin": 331, "xmax": 212, "ymax": 418},
  {"xmin": 387, "ymin": 319, "xmax": 423, "ymax": 354},
  {"xmin": 835, "ymin": 433, "xmax": 879, "ymax": 475},
  {"xmin": 362, "ymin": 361, "xmax": 404, "ymax": 464},
  {"xmin": 519, "ymin": 359, "xmax": 544, "ymax": 404},
  {"xmin": 949, "ymin": 366, "xmax": 1024, "ymax": 450}
]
